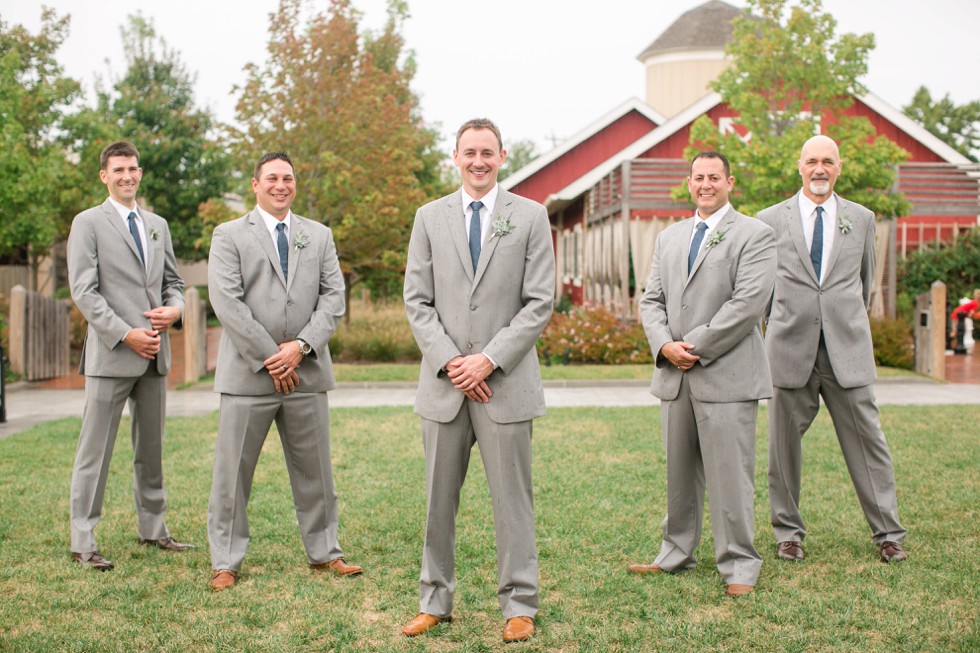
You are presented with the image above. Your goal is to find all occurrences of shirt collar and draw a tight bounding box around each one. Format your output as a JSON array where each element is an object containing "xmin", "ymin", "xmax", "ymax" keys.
[
  {"xmin": 257, "ymin": 206, "xmax": 292, "ymax": 234},
  {"xmin": 108, "ymin": 197, "xmax": 140, "ymax": 222},
  {"xmin": 798, "ymin": 191, "xmax": 837, "ymax": 222},
  {"xmin": 462, "ymin": 184, "xmax": 499, "ymax": 217},
  {"xmin": 693, "ymin": 202, "xmax": 731, "ymax": 232}
]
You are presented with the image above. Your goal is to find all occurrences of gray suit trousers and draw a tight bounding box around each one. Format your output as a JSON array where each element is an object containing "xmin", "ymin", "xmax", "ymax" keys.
[
  {"xmin": 70, "ymin": 366, "xmax": 170, "ymax": 552},
  {"xmin": 654, "ymin": 376, "xmax": 762, "ymax": 586},
  {"xmin": 207, "ymin": 392, "xmax": 343, "ymax": 571},
  {"xmin": 768, "ymin": 339, "xmax": 906, "ymax": 545},
  {"xmin": 419, "ymin": 402, "xmax": 538, "ymax": 619}
]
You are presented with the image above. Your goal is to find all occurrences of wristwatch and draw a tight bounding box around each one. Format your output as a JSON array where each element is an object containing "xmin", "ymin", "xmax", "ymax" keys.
[{"xmin": 296, "ymin": 339, "xmax": 312, "ymax": 356}]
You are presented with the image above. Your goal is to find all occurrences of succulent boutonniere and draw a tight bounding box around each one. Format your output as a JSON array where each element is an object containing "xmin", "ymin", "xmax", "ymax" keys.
[
  {"xmin": 294, "ymin": 232, "xmax": 311, "ymax": 250},
  {"xmin": 838, "ymin": 216, "xmax": 852, "ymax": 234},
  {"xmin": 490, "ymin": 218, "xmax": 515, "ymax": 240},
  {"xmin": 149, "ymin": 228, "xmax": 160, "ymax": 241},
  {"xmin": 705, "ymin": 229, "xmax": 726, "ymax": 249}
]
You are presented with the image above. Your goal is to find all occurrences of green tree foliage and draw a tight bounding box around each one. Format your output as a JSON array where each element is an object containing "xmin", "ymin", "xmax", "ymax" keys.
[
  {"xmin": 0, "ymin": 8, "xmax": 81, "ymax": 271},
  {"xmin": 680, "ymin": 0, "xmax": 909, "ymax": 217},
  {"xmin": 903, "ymin": 86, "xmax": 980, "ymax": 162},
  {"xmin": 898, "ymin": 227, "xmax": 980, "ymax": 312},
  {"xmin": 64, "ymin": 14, "xmax": 233, "ymax": 261},
  {"xmin": 498, "ymin": 138, "xmax": 539, "ymax": 181},
  {"xmin": 235, "ymin": 0, "xmax": 450, "ymax": 305}
]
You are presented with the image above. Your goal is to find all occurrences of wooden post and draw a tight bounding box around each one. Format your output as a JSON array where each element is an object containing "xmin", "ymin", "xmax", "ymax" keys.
[
  {"xmin": 183, "ymin": 287, "xmax": 207, "ymax": 384},
  {"xmin": 914, "ymin": 281, "xmax": 946, "ymax": 381},
  {"xmin": 9, "ymin": 285, "xmax": 26, "ymax": 375}
]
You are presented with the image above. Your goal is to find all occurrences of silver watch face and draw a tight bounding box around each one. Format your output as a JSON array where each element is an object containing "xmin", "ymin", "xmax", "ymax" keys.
[{"xmin": 300, "ymin": 342, "xmax": 312, "ymax": 355}]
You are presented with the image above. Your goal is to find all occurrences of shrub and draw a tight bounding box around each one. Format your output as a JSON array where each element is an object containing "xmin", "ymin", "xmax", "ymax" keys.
[
  {"xmin": 329, "ymin": 300, "xmax": 420, "ymax": 362},
  {"xmin": 538, "ymin": 304, "xmax": 653, "ymax": 365},
  {"xmin": 899, "ymin": 227, "xmax": 980, "ymax": 313},
  {"xmin": 870, "ymin": 316, "xmax": 914, "ymax": 370}
]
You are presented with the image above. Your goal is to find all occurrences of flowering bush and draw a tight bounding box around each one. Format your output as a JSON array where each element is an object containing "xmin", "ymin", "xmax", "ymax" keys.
[{"xmin": 538, "ymin": 304, "xmax": 652, "ymax": 365}]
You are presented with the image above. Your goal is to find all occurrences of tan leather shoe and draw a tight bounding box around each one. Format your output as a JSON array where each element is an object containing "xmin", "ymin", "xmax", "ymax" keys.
[
  {"xmin": 503, "ymin": 616, "xmax": 535, "ymax": 643},
  {"xmin": 138, "ymin": 536, "xmax": 195, "ymax": 552},
  {"xmin": 210, "ymin": 569, "xmax": 237, "ymax": 591},
  {"xmin": 879, "ymin": 541, "xmax": 907, "ymax": 563},
  {"xmin": 776, "ymin": 541, "xmax": 805, "ymax": 561},
  {"xmin": 725, "ymin": 583, "xmax": 754, "ymax": 597},
  {"xmin": 627, "ymin": 562, "xmax": 663, "ymax": 574},
  {"xmin": 310, "ymin": 558, "xmax": 363, "ymax": 576},
  {"xmin": 401, "ymin": 613, "xmax": 450, "ymax": 637},
  {"xmin": 71, "ymin": 551, "xmax": 113, "ymax": 571}
]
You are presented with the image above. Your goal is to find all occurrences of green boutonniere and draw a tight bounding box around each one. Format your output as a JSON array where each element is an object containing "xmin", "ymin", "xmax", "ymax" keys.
[
  {"xmin": 149, "ymin": 228, "xmax": 160, "ymax": 241},
  {"xmin": 295, "ymin": 232, "xmax": 311, "ymax": 250},
  {"xmin": 838, "ymin": 217, "xmax": 852, "ymax": 234},
  {"xmin": 490, "ymin": 218, "xmax": 515, "ymax": 240},
  {"xmin": 705, "ymin": 229, "xmax": 726, "ymax": 249}
]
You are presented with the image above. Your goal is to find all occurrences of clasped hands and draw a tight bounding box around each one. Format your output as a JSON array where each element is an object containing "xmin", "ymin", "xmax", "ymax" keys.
[
  {"xmin": 264, "ymin": 340, "xmax": 304, "ymax": 394},
  {"xmin": 123, "ymin": 306, "xmax": 182, "ymax": 360},
  {"xmin": 660, "ymin": 341, "xmax": 700, "ymax": 372},
  {"xmin": 446, "ymin": 354, "xmax": 494, "ymax": 403}
]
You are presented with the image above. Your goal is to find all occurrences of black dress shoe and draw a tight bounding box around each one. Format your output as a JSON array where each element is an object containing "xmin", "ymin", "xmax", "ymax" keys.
[
  {"xmin": 138, "ymin": 536, "xmax": 195, "ymax": 552},
  {"xmin": 776, "ymin": 541, "xmax": 805, "ymax": 561},
  {"xmin": 72, "ymin": 551, "xmax": 114, "ymax": 571},
  {"xmin": 879, "ymin": 541, "xmax": 907, "ymax": 563}
]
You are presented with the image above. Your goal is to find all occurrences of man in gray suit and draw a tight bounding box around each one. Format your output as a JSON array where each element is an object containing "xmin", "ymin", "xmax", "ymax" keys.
[
  {"xmin": 402, "ymin": 118, "xmax": 554, "ymax": 642},
  {"xmin": 206, "ymin": 152, "xmax": 361, "ymax": 591},
  {"xmin": 629, "ymin": 151, "xmax": 776, "ymax": 598},
  {"xmin": 759, "ymin": 135, "xmax": 907, "ymax": 564},
  {"xmin": 67, "ymin": 140, "xmax": 192, "ymax": 571}
]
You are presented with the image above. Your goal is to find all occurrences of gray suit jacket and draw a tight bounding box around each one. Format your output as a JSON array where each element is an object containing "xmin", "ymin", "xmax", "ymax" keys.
[
  {"xmin": 404, "ymin": 188, "xmax": 555, "ymax": 424},
  {"xmin": 640, "ymin": 208, "xmax": 776, "ymax": 402},
  {"xmin": 758, "ymin": 193, "xmax": 877, "ymax": 389},
  {"xmin": 208, "ymin": 209, "xmax": 345, "ymax": 395},
  {"xmin": 67, "ymin": 199, "xmax": 184, "ymax": 377}
]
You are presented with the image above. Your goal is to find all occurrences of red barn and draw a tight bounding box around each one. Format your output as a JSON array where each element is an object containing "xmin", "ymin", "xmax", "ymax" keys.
[{"xmin": 502, "ymin": 0, "xmax": 980, "ymax": 317}]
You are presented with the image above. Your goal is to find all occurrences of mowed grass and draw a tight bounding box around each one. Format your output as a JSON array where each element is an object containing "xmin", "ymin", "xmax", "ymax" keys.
[{"xmin": 0, "ymin": 404, "xmax": 976, "ymax": 652}]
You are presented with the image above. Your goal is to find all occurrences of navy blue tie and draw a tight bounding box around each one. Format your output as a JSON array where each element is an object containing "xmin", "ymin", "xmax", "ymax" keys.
[
  {"xmin": 811, "ymin": 206, "xmax": 824, "ymax": 282},
  {"xmin": 127, "ymin": 212, "xmax": 146, "ymax": 268},
  {"xmin": 276, "ymin": 222, "xmax": 288, "ymax": 282},
  {"xmin": 469, "ymin": 201, "xmax": 483, "ymax": 273},
  {"xmin": 688, "ymin": 221, "xmax": 708, "ymax": 275}
]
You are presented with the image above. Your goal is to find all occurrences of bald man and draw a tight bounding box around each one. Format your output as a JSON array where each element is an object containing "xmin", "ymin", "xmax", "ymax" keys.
[{"xmin": 758, "ymin": 135, "xmax": 907, "ymax": 565}]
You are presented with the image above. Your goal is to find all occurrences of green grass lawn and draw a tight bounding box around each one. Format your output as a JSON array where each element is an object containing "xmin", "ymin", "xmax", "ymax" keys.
[{"xmin": 0, "ymin": 404, "xmax": 975, "ymax": 652}]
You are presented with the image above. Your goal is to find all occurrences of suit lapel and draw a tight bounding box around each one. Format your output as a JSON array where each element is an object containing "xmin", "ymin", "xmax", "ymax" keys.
[
  {"xmin": 787, "ymin": 197, "xmax": 819, "ymax": 284},
  {"xmin": 247, "ymin": 209, "xmax": 287, "ymax": 288},
  {"xmin": 685, "ymin": 209, "xmax": 737, "ymax": 288},
  {"xmin": 443, "ymin": 193, "xmax": 474, "ymax": 283},
  {"xmin": 286, "ymin": 215, "xmax": 305, "ymax": 294},
  {"xmin": 103, "ymin": 200, "xmax": 147, "ymax": 280},
  {"xmin": 472, "ymin": 190, "xmax": 511, "ymax": 288},
  {"xmin": 822, "ymin": 197, "xmax": 849, "ymax": 280},
  {"xmin": 144, "ymin": 213, "xmax": 163, "ymax": 281}
]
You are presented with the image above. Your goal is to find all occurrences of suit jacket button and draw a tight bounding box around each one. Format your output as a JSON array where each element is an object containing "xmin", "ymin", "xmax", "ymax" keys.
[
  {"xmin": 470, "ymin": 305, "xmax": 477, "ymax": 311},
  {"xmin": 467, "ymin": 342, "xmax": 473, "ymax": 349}
]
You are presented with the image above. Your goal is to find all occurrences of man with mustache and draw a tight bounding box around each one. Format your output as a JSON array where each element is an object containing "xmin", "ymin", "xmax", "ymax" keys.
[{"xmin": 759, "ymin": 135, "xmax": 907, "ymax": 564}]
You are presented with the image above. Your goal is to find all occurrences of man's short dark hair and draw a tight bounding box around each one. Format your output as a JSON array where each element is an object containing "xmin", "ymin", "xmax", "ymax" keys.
[
  {"xmin": 254, "ymin": 152, "xmax": 294, "ymax": 180},
  {"xmin": 100, "ymin": 141, "xmax": 140, "ymax": 170},
  {"xmin": 455, "ymin": 118, "xmax": 503, "ymax": 150},
  {"xmin": 691, "ymin": 151, "xmax": 731, "ymax": 178}
]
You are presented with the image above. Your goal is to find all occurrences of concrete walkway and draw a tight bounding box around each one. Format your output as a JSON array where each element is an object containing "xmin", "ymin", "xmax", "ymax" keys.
[{"xmin": 2, "ymin": 377, "xmax": 978, "ymax": 441}]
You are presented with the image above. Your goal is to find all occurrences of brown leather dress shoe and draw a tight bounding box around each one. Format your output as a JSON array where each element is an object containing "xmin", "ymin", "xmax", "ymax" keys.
[
  {"xmin": 71, "ymin": 551, "xmax": 114, "ymax": 571},
  {"xmin": 725, "ymin": 584, "xmax": 754, "ymax": 597},
  {"xmin": 879, "ymin": 541, "xmax": 907, "ymax": 563},
  {"xmin": 627, "ymin": 562, "xmax": 663, "ymax": 574},
  {"xmin": 310, "ymin": 558, "xmax": 363, "ymax": 576},
  {"xmin": 210, "ymin": 569, "xmax": 238, "ymax": 591},
  {"xmin": 503, "ymin": 616, "xmax": 535, "ymax": 643},
  {"xmin": 776, "ymin": 541, "xmax": 805, "ymax": 561},
  {"xmin": 401, "ymin": 613, "xmax": 450, "ymax": 637},
  {"xmin": 138, "ymin": 536, "xmax": 195, "ymax": 552}
]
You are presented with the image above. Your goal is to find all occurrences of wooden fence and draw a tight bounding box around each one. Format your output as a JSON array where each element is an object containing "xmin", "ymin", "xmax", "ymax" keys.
[{"xmin": 8, "ymin": 285, "xmax": 71, "ymax": 381}]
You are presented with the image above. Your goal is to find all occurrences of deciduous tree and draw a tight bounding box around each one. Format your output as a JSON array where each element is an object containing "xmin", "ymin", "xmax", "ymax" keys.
[
  {"xmin": 903, "ymin": 86, "xmax": 979, "ymax": 162},
  {"xmin": 680, "ymin": 0, "xmax": 909, "ymax": 218},
  {"xmin": 234, "ymin": 0, "xmax": 450, "ymax": 308}
]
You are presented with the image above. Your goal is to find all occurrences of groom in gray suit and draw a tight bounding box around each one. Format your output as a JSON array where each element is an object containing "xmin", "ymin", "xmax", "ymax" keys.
[
  {"xmin": 402, "ymin": 118, "xmax": 554, "ymax": 642},
  {"xmin": 67, "ymin": 141, "xmax": 192, "ymax": 571},
  {"xmin": 206, "ymin": 152, "xmax": 361, "ymax": 591},
  {"xmin": 759, "ymin": 135, "xmax": 907, "ymax": 564},
  {"xmin": 629, "ymin": 151, "xmax": 776, "ymax": 598}
]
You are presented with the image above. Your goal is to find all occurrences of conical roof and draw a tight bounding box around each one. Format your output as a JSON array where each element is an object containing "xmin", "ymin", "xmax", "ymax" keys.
[{"xmin": 636, "ymin": 0, "xmax": 744, "ymax": 61}]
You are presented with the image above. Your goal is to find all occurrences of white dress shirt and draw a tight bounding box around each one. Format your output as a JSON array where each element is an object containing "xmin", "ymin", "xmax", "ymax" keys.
[
  {"xmin": 689, "ymin": 202, "xmax": 732, "ymax": 253},
  {"xmin": 257, "ymin": 206, "xmax": 293, "ymax": 250},
  {"xmin": 462, "ymin": 184, "xmax": 498, "ymax": 246},
  {"xmin": 797, "ymin": 191, "xmax": 837, "ymax": 284},
  {"xmin": 108, "ymin": 198, "xmax": 150, "ymax": 269}
]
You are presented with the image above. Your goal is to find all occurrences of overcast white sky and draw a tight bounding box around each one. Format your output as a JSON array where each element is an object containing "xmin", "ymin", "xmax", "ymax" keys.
[{"xmin": 5, "ymin": 0, "xmax": 979, "ymax": 156}]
